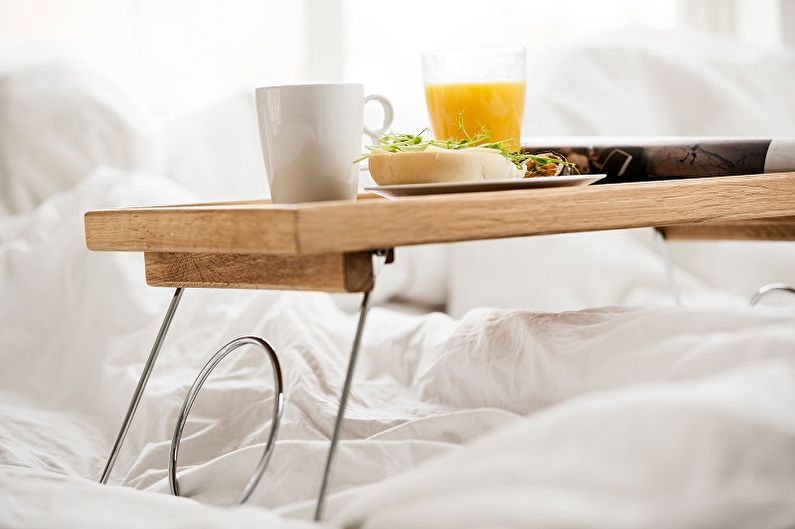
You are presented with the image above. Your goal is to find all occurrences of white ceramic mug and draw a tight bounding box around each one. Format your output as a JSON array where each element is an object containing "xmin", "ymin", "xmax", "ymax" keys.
[{"xmin": 255, "ymin": 83, "xmax": 393, "ymax": 203}]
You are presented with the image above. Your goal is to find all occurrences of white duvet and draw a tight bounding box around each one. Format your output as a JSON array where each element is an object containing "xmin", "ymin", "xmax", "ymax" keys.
[{"xmin": 1, "ymin": 170, "xmax": 795, "ymax": 529}]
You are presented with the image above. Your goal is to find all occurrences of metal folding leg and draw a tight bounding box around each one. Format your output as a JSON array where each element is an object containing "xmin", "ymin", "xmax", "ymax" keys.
[
  {"xmin": 750, "ymin": 283, "xmax": 795, "ymax": 306},
  {"xmin": 99, "ymin": 250, "xmax": 388, "ymax": 515},
  {"xmin": 313, "ymin": 289, "xmax": 373, "ymax": 521},
  {"xmin": 166, "ymin": 287, "xmax": 375, "ymax": 511},
  {"xmin": 655, "ymin": 230, "xmax": 682, "ymax": 306},
  {"xmin": 98, "ymin": 287, "xmax": 184, "ymax": 484},
  {"xmin": 313, "ymin": 249, "xmax": 389, "ymax": 521},
  {"xmin": 169, "ymin": 335, "xmax": 285, "ymax": 504}
]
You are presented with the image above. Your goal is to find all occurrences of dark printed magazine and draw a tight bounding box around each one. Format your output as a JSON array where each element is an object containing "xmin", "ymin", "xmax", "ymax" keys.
[{"xmin": 521, "ymin": 138, "xmax": 795, "ymax": 184}]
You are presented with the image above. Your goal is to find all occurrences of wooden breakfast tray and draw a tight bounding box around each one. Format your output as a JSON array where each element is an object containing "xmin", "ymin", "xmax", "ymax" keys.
[
  {"xmin": 85, "ymin": 172, "xmax": 795, "ymax": 292},
  {"xmin": 86, "ymin": 171, "xmax": 795, "ymax": 523}
]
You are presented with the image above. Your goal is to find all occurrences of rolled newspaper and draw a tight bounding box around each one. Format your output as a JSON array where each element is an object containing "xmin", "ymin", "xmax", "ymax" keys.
[{"xmin": 521, "ymin": 137, "xmax": 795, "ymax": 183}]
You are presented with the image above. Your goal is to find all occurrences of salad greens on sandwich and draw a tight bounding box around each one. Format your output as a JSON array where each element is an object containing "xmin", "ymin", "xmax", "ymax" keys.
[{"xmin": 356, "ymin": 117, "xmax": 578, "ymax": 178}]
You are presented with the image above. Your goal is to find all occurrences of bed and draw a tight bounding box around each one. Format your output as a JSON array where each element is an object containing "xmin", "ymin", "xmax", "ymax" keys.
[{"xmin": 1, "ymin": 32, "xmax": 795, "ymax": 529}]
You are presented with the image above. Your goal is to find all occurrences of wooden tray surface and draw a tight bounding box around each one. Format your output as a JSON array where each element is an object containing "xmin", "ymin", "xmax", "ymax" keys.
[{"xmin": 85, "ymin": 173, "xmax": 795, "ymax": 256}]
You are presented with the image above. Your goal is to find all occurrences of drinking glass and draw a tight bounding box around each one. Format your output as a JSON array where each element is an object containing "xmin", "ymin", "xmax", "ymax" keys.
[{"xmin": 422, "ymin": 47, "xmax": 526, "ymax": 151}]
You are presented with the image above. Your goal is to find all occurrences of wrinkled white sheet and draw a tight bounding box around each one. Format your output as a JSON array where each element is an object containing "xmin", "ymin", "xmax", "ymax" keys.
[
  {"xmin": 2, "ymin": 170, "xmax": 795, "ymax": 528},
  {"xmin": 337, "ymin": 362, "xmax": 795, "ymax": 529}
]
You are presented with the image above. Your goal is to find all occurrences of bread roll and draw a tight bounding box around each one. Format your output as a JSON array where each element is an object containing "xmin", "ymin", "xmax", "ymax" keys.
[{"xmin": 368, "ymin": 147, "xmax": 520, "ymax": 186}]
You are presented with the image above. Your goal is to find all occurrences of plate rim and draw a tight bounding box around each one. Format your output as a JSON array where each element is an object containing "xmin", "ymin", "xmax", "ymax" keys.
[{"xmin": 364, "ymin": 174, "xmax": 605, "ymax": 192}]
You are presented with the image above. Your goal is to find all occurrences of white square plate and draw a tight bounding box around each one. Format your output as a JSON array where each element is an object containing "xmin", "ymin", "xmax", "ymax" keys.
[{"xmin": 365, "ymin": 174, "xmax": 606, "ymax": 198}]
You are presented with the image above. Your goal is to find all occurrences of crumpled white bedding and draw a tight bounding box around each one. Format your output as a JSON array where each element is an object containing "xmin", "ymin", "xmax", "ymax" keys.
[{"xmin": 2, "ymin": 169, "xmax": 795, "ymax": 528}]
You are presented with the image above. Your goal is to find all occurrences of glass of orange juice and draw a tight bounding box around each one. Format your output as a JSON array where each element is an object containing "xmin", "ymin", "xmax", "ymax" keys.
[{"xmin": 422, "ymin": 47, "xmax": 526, "ymax": 151}]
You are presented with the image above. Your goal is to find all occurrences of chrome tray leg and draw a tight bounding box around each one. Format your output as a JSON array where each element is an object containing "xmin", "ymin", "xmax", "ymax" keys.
[
  {"xmin": 100, "ymin": 249, "xmax": 390, "ymax": 514},
  {"xmin": 655, "ymin": 230, "xmax": 682, "ymax": 306},
  {"xmin": 169, "ymin": 335, "xmax": 285, "ymax": 504},
  {"xmin": 750, "ymin": 283, "xmax": 795, "ymax": 306},
  {"xmin": 99, "ymin": 287, "xmax": 184, "ymax": 484},
  {"xmin": 312, "ymin": 249, "xmax": 390, "ymax": 520},
  {"xmin": 314, "ymin": 290, "xmax": 373, "ymax": 521}
]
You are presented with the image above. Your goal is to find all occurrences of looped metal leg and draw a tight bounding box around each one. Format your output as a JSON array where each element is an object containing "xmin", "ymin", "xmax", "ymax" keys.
[
  {"xmin": 749, "ymin": 283, "xmax": 795, "ymax": 307},
  {"xmin": 169, "ymin": 335, "xmax": 285, "ymax": 504},
  {"xmin": 99, "ymin": 287, "xmax": 184, "ymax": 484},
  {"xmin": 101, "ymin": 249, "xmax": 390, "ymax": 514}
]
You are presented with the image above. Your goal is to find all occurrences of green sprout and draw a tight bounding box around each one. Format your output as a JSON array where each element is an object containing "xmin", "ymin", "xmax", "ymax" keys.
[{"xmin": 355, "ymin": 115, "xmax": 578, "ymax": 175}]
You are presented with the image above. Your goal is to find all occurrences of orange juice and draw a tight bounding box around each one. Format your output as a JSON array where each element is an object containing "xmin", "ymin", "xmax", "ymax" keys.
[{"xmin": 424, "ymin": 81, "xmax": 525, "ymax": 151}]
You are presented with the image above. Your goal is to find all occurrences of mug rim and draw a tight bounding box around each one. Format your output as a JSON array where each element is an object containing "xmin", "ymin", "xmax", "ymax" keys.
[{"xmin": 255, "ymin": 82, "xmax": 363, "ymax": 93}]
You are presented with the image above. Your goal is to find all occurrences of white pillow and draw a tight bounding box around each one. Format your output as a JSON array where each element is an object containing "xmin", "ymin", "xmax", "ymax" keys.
[
  {"xmin": 0, "ymin": 52, "xmax": 154, "ymax": 215},
  {"xmin": 448, "ymin": 30, "xmax": 795, "ymax": 316},
  {"xmin": 447, "ymin": 230, "xmax": 745, "ymax": 317},
  {"xmin": 159, "ymin": 91, "xmax": 267, "ymax": 200},
  {"xmin": 523, "ymin": 29, "xmax": 795, "ymax": 137}
]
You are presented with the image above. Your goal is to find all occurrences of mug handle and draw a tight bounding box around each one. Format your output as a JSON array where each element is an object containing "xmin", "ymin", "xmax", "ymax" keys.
[{"xmin": 363, "ymin": 93, "xmax": 394, "ymax": 144}]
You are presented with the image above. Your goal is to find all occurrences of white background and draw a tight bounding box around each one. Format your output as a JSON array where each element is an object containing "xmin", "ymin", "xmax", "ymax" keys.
[{"xmin": 0, "ymin": 0, "xmax": 791, "ymax": 122}]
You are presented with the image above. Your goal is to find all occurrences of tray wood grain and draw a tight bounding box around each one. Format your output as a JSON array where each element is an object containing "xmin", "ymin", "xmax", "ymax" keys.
[
  {"xmin": 85, "ymin": 173, "xmax": 795, "ymax": 255},
  {"xmin": 658, "ymin": 217, "xmax": 795, "ymax": 241},
  {"xmin": 144, "ymin": 251, "xmax": 375, "ymax": 292}
]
